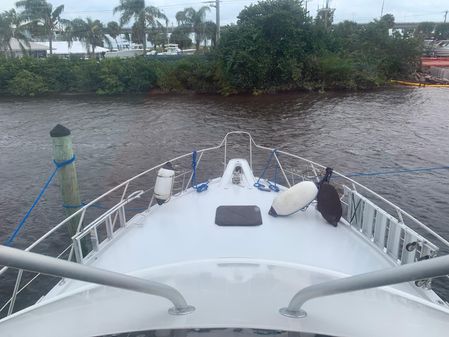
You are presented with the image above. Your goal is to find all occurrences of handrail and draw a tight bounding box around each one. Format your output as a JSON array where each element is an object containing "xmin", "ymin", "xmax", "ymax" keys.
[
  {"xmin": 74, "ymin": 190, "xmax": 143, "ymax": 239},
  {"xmin": 0, "ymin": 245, "xmax": 195, "ymax": 315},
  {"xmin": 0, "ymin": 244, "xmax": 73, "ymax": 314},
  {"xmin": 280, "ymin": 254, "xmax": 449, "ymax": 318}
]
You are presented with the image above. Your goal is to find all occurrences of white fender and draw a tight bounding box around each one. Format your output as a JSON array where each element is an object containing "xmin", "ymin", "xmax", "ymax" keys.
[
  {"xmin": 154, "ymin": 162, "xmax": 175, "ymax": 205},
  {"xmin": 269, "ymin": 181, "xmax": 318, "ymax": 216}
]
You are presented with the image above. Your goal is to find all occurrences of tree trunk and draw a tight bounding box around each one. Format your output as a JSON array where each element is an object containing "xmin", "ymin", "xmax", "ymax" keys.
[
  {"xmin": 142, "ymin": 21, "xmax": 147, "ymax": 56},
  {"xmin": 8, "ymin": 45, "xmax": 13, "ymax": 58},
  {"xmin": 49, "ymin": 32, "xmax": 53, "ymax": 55},
  {"xmin": 195, "ymin": 33, "xmax": 200, "ymax": 51}
]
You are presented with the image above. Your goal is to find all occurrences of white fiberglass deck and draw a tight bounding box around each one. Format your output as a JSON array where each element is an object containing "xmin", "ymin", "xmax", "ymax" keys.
[
  {"xmin": 2, "ymin": 155, "xmax": 449, "ymax": 337},
  {"xmin": 44, "ymin": 159, "xmax": 426, "ymax": 300},
  {"xmin": 3, "ymin": 259, "xmax": 449, "ymax": 337}
]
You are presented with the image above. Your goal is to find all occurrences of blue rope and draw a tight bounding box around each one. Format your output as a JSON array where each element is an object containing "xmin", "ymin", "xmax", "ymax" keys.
[
  {"xmin": 53, "ymin": 155, "xmax": 76, "ymax": 169},
  {"xmin": 191, "ymin": 151, "xmax": 208, "ymax": 192},
  {"xmin": 254, "ymin": 150, "xmax": 280, "ymax": 192},
  {"xmin": 345, "ymin": 165, "xmax": 449, "ymax": 178},
  {"xmin": 268, "ymin": 166, "xmax": 280, "ymax": 192},
  {"xmin": 5, "ymin": 155, "xmax": 76, "ymax": 246},
  {"xmin": 311, "ymin": 165, "xmax": 449, "ymax": 181}
]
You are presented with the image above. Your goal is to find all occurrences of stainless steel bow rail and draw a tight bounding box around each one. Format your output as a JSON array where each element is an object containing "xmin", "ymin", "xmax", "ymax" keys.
[
  {"xmin": 1, "ymin": 131, "xmax": 448, "ymax": 317},
  {"xmin": 280, "ymin": 253, "xmax": 449, "ymax": 318},
  {"xmin": 0, "ymin": 245, "xmax": 195, "ymax": 315}
]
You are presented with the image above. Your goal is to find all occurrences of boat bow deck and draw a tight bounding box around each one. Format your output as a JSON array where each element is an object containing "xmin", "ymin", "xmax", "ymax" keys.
[
  {"xmin": 44, "ymin": 160, "xmax": 426, "ymax": 299},
  {"xmin": 1, "ymin": 133, "xmax": 448, "ymax": 337}
]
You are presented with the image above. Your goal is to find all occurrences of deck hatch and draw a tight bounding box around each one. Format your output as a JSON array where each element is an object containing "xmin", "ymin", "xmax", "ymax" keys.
[{"xmin": 215, "ymin": 205, "xmax": 262, "ymax": 226}]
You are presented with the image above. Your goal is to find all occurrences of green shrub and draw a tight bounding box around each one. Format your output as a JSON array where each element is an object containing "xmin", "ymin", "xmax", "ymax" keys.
[{"xmin": 8, "ymin": 70, "xmax": 48, "ymax": 96}]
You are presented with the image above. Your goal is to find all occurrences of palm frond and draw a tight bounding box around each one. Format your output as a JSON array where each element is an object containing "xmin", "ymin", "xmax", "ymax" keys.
[
  {"xmin": 197, "ymin": 6, "xmax": 211, "ymax": 20},
  {"xmin": 52, "ymin": 5, "xmax": 64, "ymax": 21}
]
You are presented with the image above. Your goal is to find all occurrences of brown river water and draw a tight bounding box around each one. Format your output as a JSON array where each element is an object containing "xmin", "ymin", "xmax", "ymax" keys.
[{"xmin": 0, "ymin": 88, "xmax": 449, "ymax": 313}]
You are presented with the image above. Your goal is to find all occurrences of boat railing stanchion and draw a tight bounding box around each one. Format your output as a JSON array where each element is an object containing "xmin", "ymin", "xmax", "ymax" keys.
[
  {"xmin": 111, "ymin": 182, "xmax": 130, "ymax": 227},
  {"xmin": 280, "ymin": 253, "xmax": 449, "ymax": 318},
  {"xmin": 249, "ymin": 136, "xmax": 253, "ymax": 170},
  {"xmin": 310, "ymin": 163, "xmax": 320, "ymax": 183},
  {"xmin": 273, "ymin": 151, "xmax": 291, "ymax": 188},
  {"xmin": 224, "ymin": 137, "xmax": 227, "ymax": 171},
  {"xmin": 396, "ymin": 209, "xmax": 405, "ymax": 224},
  {"xmin": 7, "ymin": 269, "xmax": 23, "ymax": 316}
]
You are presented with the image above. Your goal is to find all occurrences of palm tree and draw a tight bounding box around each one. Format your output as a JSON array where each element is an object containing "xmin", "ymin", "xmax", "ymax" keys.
[
  {"xmin": 65, "ymin": 18, "xmax": 111, "ymax": 57},
  {"xmin": 147, "ymin": 26, "xmax": 166, "ymax": 49},
  {"xmin": 113, "ymin": 0, "xmax": 167, "ymax": 55},
  {"xmin": 107, "ymin": 21, "xmax": 121, "ymax": 50},
  {"xmin": 203, "ymin": 21, "xmax": 217, "ymax": 47},
  {"xmin": 175, "ymin": 6, "xmax": 210, "ymax": 51},
  {"xmin": 15, "ymin": 0, "xmax": 64, "ymax": 55},
  {"xmin": 0, "ymin": 9, "xmax": 30, "ymax": 57}
]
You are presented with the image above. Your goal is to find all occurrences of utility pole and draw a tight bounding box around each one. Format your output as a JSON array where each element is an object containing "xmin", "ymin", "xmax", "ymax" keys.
[
  {"xmin": 317, "ymin": 0, "xmax": 334, "ymax": 30},
  {"xmin": 380, "ymin": 0, "xmax": 385, "ymax": 18},
  {"xmin": 203, "ymin": 0, "xmax": 220, "ymax": 43},
  {"xmin": 304, "ymin": 0, "xmax": 310, "ymax": 16},
  {"xmin": 324, "ymin": 0, "xmax": 329, "ymax": 30},
  {"xmin": 216, "ymin": 0, "xmax": 220, "ymax": 42},
  {"xmin": 444, "ymin": 10, "xmax": 448, "ymax": 23}
]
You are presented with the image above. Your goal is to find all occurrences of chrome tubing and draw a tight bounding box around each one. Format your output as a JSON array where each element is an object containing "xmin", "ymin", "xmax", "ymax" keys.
[
  {"xmin": 280, "ymin": 254, "xmax": 449, "ymax": 318},
  {"xmin": 0, "ymin": 245, "xmax": 194, "ymax": 315}
]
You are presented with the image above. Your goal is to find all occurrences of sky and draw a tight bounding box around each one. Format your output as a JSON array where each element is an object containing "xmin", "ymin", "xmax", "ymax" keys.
[{"xmin": 1, "ymin": 0, "xmax": 449, "ymax": 26}]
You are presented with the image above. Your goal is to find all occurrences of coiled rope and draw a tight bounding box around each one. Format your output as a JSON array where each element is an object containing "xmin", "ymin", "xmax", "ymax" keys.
[{"xmin": 5, "ymin": 155, "xmax": 76, "ymax": 246}]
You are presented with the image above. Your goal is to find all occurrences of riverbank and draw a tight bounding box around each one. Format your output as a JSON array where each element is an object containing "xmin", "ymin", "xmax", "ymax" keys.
[
  {"xmin": 0, "ymin": 1, "xmax": 422, "ymax": 97},
  {"xmin": 0, "ymin": 54, "xmax": 414, "ymax": 97}
]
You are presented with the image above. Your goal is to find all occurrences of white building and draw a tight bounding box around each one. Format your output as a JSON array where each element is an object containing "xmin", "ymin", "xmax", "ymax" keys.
[
  {"xmin": 1, "ymin": 38, "xmax": 47, "ymax": 58},
  {"xmin": 42, "ymin": 41, "xmax": 109, "ymax": 58}
]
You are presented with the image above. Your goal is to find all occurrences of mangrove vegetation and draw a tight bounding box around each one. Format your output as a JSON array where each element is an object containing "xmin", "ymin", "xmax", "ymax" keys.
[{"xmin": 0, "ymin": 0, "xmax": 425, "ymax": 96}]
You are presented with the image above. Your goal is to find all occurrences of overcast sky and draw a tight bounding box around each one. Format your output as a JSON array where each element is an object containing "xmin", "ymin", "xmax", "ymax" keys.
[{"xmin": 1, "ymin": 0, "xmax": 448, "ymax": 26}]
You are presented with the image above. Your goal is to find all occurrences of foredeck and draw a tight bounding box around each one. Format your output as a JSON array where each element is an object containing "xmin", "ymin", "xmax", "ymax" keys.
[
  {"xmin": 1, "ymin": 132, "xmax": 449, "ymax": 337},
  {"xmin": 44, "ymin": 173, "xmax": 425, "ymax": 300}
]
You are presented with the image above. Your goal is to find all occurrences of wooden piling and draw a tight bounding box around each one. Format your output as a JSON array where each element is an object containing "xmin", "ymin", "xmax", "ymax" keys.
[{"xmin": 50, "ymin": 124, "xmax": 81, "ymax": 237}]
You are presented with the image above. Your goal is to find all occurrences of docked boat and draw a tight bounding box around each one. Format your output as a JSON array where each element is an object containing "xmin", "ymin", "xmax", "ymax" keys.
[
  {"xmin": 434, "ymin": 40, "xmax": 449, "ymax": 57},
  {"xmin": 157, "ymin": 43, "xmax": 182, "ymax": 55},
  {"xmin": 104, "ymin": 48, "xmax": 145, "ymax": 58},
  {"xmin": 0, "ymin": 131, "xmax": 448, "ymax": 337}
]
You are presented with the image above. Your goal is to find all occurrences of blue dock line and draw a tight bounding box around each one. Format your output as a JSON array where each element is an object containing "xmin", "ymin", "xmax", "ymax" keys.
[
  {"xmin": 254, "ymin": 150, "xmax": 280, "ymax": 192},
  {"xmin": 345, "ymin": 165, "xmax": 449, "ymax": 178},
  {"xmin": 191, "ymin": 151, "xmax": 208, "ymax": 192},
  {"xmin": 5, "ymin": 155, "xmax": 76, "ymax": 246}
]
